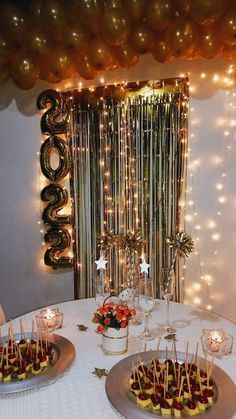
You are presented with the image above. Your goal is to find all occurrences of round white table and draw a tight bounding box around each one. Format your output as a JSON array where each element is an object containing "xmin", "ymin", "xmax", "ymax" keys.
[{"xmin": 1, "ymin": 299, "xmax": 236, "ymax": 419}]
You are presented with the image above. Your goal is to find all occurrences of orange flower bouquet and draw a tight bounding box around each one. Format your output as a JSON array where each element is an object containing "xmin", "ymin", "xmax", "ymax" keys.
[{"xmin": 92, "ymin": 303, "xmax": 136, "ymax": 334}]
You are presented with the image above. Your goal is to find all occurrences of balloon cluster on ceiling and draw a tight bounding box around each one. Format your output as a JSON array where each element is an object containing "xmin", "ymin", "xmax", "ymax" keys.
[{"xmin": 0, "ymin": 0, "xmax": 236, "ymax": 90}]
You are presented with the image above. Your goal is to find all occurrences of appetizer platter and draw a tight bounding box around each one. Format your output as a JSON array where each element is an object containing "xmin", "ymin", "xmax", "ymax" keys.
[
  {"xmin": 0, "ymin": 321, "xmax": 75, "ymax": 394},
  {"xmin": 106, "ymin": 348, "xmax": 236, "ymax": 418}
]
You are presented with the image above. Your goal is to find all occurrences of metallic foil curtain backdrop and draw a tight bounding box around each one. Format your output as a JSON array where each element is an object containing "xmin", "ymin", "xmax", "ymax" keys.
[{"xmin": 62, "ymin": 79, "xmax": 189, "ymax": 301}]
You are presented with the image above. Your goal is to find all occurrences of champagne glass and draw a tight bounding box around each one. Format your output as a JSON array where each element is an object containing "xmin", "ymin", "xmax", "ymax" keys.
[
  {"xmin": 138, "ymin": 278, "xmax": 155, "ymax": 341},
  {"xmin": 159, "ymin": 268, "xmax": 176, "ymax": 334}
]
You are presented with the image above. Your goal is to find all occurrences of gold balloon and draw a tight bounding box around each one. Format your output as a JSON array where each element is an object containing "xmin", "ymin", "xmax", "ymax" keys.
[
  {"xmin": 44, "ymin": 226, "xmax": 73, "ymax": 268},
  {"xmin": 190, "ymin": 0, "xmax": 227, "ymax": 26},
  {"xmin": 130, "ymin": 22, "xmax": 155, "ymax": 54},
  {"xmin": 103, "ymin": 0, "xmax": 123, "ymax": 10},
  {"xmin": 152, "ymin": 31, "xmax": 172, "ymax": 62},
  {"xmin": 27, "ymin": 0, "xmax": 43, "ymax": 28},
  {"xmin": 220, "ymin": 7, "xmax": 236, "ymax": 46},
  {"xmin": 101, "ymin": 8, "xmax": 131, "ymax": 46},
  {"xmin": 40, "ymin": 0, "xmax": 67, "ymax": 43},
  {"xmin": 88, "ymin": 37, "xmax": 114, "ymax": 70},
  {"xmin": 40, "ymin": 135, "xmax": 69, "ymax": 180},
  {"xmin": 166, "ymin": 17, "xmax": 199, "ymax": 58},
  {"xmin": 63, "ymin": 23, "xmax": 89, "ymax": 54},
  {"xmin": 37, "ymin": 89, "xmax": 68, "ymax": 135},
  {"xmin": 74, "ymin": 54, "xmax": 99, "ymax": 79},
  {"xmin": 223, "ymin": 43, "xmax": 236, "ymax": 59},
  {"xmin": 114, "ymin": 42, "xmax": 139, "ymax": 67},
  {"xmin": 146, "ymin": 0, "xmax": 173, "ymax": 31},
  {"xmin": 0, "ymin": 4, "xmax": 27, "ymax": 44},
  {"xmin": 40, "ymin": 68, "xmax": 62, "ymax": 83},
  {"xmin": 0, "ymin": 32, "xmax": 14, "ymax": 65},
  {"xmin": 0, "ymin": 62, "xmax": 10, "ymax": 85},
  {"xmin": 74, "ymin": 0, "xmax": 102, "ymax": 34},
  {"xmin": 41, "ymin": 183, "xmax": 71, "ymax": 225},
  {"xmin": 173, "ymin": 0, "xmax": 190, "ymax": 16},
  {"xmin": 49, "ymin": 47, "xmax": 74, "ymax": 79},
  {"xmin": 11, "ymin": 51, "xmax": 40, "ymax": 89},
  {"xmin": 198, "ymin": 26, "xmax": 223, "ymax": 59},
  {"xmin": 26, "ymin": 31, "xmax": 49, "ymax": 61},
  {"xmin": 125, "ymin": 0, "xmax": 146, "ymax": 22}
]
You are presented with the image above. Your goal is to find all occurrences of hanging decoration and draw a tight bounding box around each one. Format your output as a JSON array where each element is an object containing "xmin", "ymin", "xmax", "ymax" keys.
[
  {"xmin": 66, "ymin": 78, "xmax": 188, "ymax": 300},
  {"xmin": 37, "ymin": 89, "xmax": 73, "ymax": 269},
  {"xmin": 0, "ymin": 0, "xmax": 236, "ymax": 90}
]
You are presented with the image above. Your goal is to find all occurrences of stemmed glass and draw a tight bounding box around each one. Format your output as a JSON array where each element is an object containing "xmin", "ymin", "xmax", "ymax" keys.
[
  {"xmin": 138, "ymin": 278, "xmax": 155, "ymax": 341},
  {"xmin": 119, "ymin": 277, "xmax": 142, "ymax": 325},
  {"xmin": 159, "ymin": 268, "xmax": 176, "ymax": 334}
]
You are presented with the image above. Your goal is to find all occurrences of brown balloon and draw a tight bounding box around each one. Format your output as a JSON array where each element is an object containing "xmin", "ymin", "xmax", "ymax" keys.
[
  {"xmin": 0, "ymin": 4, "xmax": 27, "ymax": 44},
  {"xmin": 152, "ymin": 31, "xmax": 172, "ymax": 63},
  {"xmin": 74, "ymin": 54, "xmax": 98, "ymax": 80},
  {"xmin": 0, "ymin": 32, "xmax": 14, "ymax": 65},
  {"xmin": 44, "ymin": 226, "xmax": 73, "ymax": 268},
  {"xmin": 130, "ymin": 22, "xmax": 155, "ymax": 54},
  {"xmin": 190, "ymin": 0, "xmax": 227, "ymax": 26},
  {"xmin": 11, "ymin": 51, "xmax": 40, "ymax": 89},
  {"xmin": 74, "ymin": 0, "xmax": 102, "ymax": 34},
  {"xmin": 48, "ymin": 47, "xmax": 74, "ymax": 79},
  {"xmin": 88, "ymin": 37, "xmax": 114, "ymax": 71},
  {"xmin": 101, "ymin": 8, "xmax": 131, "ymax": 46},
  {"xmin": 114, "ymin": 42, "xmax": 139, "ymax": 68},
  {"xmin": 173, "ymin": 0, "xmax": 190, "ymax": 16},
  {"xmin": 146, "ymin": 0, "xmax": 173, "ymax": 31},
  {"xmin": 0, "ymin": 62, "xmax": 10, "ymax": 85},
  {"xmin": 40, "ymin": 0, "xmax": 67, "ymax": 43},
  {"xmin": 166, "ymin": 17, "xmax": 199, "ymax": 58},
  {"xmin": 63, "ymin": 23, "xmax": 89, "ymax": 54},
  {"xmin": 220, "ymin": 7, "xmax": 236, "ymax": 46},
  {"xmin": 198, "ymin": 26, "xmax": 223, "ymax": 59},
  {"xmin": 125, "ymin": 0, "xmax": 146, "ymax": 22}
]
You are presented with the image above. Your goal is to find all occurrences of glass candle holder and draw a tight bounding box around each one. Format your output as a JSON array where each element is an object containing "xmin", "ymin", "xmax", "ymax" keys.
[
  {"xmin": 201, "ymin": 329, "xmax": 234, "ymax": 358},
  {"xmin": 36, "ymin": 308, "xmax": 64, "ymax": 331}
]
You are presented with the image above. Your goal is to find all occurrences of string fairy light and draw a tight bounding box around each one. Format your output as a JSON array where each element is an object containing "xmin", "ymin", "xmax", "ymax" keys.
[{"xmin": 184, "ymin": 72, "xmax": 236, "ymax": 311}]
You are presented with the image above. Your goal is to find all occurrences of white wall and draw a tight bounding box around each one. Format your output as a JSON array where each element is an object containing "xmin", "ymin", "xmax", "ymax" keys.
[
  {"xmin": 0, "ymin": 55, "xmax": 235, "ymax": 322},
  {"xmin": 0, "ymin": 81, "xmax": 74, "ymax": 320}
]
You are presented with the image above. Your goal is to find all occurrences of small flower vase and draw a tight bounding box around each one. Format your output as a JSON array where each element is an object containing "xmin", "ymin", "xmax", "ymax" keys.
[{"xmin": 102, "ymin": 326, "xmax": 128, "ymax": 355}]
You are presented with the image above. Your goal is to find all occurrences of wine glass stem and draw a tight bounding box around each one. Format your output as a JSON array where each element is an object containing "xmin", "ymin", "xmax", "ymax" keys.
[
  {"xmin": 143, "ymin": 313, "xmax": 150, "ymax": 335},
  {"xmin": 166, "ymin": 299, "xmax": 170, "ymax": 327}
]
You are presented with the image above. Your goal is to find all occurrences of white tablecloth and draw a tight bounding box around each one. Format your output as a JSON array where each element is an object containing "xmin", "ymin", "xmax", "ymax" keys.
[{"xmin": 1, "ymin": 299, "xmax": 236, "ymax": 419}]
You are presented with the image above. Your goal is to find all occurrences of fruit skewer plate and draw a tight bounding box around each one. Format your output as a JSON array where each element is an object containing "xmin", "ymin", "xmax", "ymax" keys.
[
  {"xmin": 105, "ymin": 350, "xmax": 236, "ymax": 419},
  {"xmin": 0, "ymin": 333, "xmax": 75, "ymax": 395}
]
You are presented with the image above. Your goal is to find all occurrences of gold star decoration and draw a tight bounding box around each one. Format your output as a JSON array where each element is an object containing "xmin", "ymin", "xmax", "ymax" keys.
[{"xmin": 92, "ymin": 368, "xmax": 109, "ymax": 379}]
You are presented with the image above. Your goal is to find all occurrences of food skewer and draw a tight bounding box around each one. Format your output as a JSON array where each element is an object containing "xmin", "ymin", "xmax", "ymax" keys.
[{"xmin": 195, "ymin": 342, "xmax": 199, "ymax": 365}]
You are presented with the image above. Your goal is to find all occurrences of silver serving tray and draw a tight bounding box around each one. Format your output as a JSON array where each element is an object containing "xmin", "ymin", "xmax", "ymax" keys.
[
  {"xmin": 106, "ymin": 350, "xmax": 236, "ymax": 419},
  {"xmin": 0, "ymin": 333, "xmax": 75, "ymax": 395}
]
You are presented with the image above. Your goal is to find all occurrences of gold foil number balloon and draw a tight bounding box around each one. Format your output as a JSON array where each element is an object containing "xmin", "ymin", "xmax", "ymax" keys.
[
  {"xmin": 37, "ymin": 89, "xmax": 68, "ymax": 135},
  {"xmin": 41, "ymin": 184, "xmax": 71, "ymax": 225},
  {"xmin": 44, "ymin": 226, "xmax": 73, "ymax": 268},
  {"xmin": 40, "ymin": 136, "xmax": 70, "ymax": 182}
]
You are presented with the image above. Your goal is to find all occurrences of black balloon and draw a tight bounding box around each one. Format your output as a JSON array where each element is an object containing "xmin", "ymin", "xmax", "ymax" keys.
[
  {"xmin": 40, "ymin": 136, "xmax": 70, "ymax": 182},
  {"xmin": 44, "ymin": 226, "xmax": 73, "ymax": 268},
  {"xmin": 37, "ymin": 89, "xmax": 69, "ymax": 135},
  {"xmin": 41, "ymin": 183, "xmax": 71, "ymax": 224}
]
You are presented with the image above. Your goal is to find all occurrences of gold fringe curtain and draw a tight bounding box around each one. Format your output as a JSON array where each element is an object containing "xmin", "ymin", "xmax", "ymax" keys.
[{"xmin": 65, "ymin": 79, "xmax": 188, "ymax": 301}]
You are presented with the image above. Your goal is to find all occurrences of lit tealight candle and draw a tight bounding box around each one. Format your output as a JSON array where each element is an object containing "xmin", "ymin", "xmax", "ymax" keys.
[
  {"xmin": 208, "ymin": 330, "xmax": 224, "ymax": 352},
  {"xmin": 44, "ymin": 308, "xmax": 57, "ymax": 329}
]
